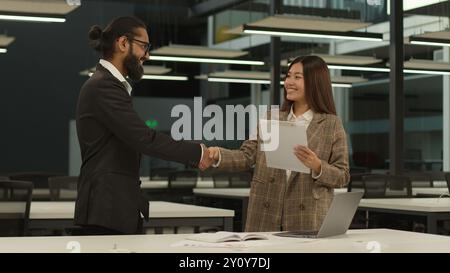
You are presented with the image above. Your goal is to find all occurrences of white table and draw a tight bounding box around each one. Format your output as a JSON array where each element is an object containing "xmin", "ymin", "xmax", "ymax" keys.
[
  {"xmin": 31, "ymin": 178, "xmax": 216, "ymax": 200},
  {"xmin": 140, "ymin": 177, "xmax": 214, "ymax": 189},
  {"xmin": 26, "ymin": 201, "xmax": 234, "ymax": 231},
  {"xmin": 194, "ymin": 188, "xmax": 450, "ymax": 234},
  {"xmin": 335, "ymin": 187, "xmax": 449, "ymax": 196},
  {"xmin": 359, "ymin": 198, "xmax": 450, "ymax": 234},
  {"xmin": 0, "ymin": 229, "xmax": 449, "ymax": 253},
  {"xmin": 194, "ymin": 188, "xmax": 251, "ymax": 231}
]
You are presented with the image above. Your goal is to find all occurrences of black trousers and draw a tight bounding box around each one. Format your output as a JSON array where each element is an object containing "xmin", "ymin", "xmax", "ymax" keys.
[{"xmin": 73, "ymin": 217, "xmax": 144, "ymax": 236}]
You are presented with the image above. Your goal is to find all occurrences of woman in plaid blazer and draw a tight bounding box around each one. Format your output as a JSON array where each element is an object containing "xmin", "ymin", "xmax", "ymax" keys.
[{"xmin": 208, "ymin": 55, "xmax": 350, "ymax": 232}]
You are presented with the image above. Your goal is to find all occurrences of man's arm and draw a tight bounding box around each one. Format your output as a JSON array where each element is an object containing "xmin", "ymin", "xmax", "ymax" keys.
[{"xmin": 94, "ymin": 82, "xmax": 203, "ymax": 167}]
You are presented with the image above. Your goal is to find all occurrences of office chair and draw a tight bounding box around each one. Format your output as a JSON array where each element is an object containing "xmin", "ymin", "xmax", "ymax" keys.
[
  {"xmin": 230, "ymin": 171, "xmax": 252, "ymax": 188},
  {"xmin": 212, "ymin": 172, "xmax": 231, "ymax": 188},
  {"xmin": 167, "ymin": 170, "xmax": 198, "ymax": 204},
  {"xmin": 8, "ymin": 171, "xmax": 64, "ymax": 189},
  {"xmin": 387, "ymin": 175, "xmax": 412, "ymax": 198},
  {"xmin": 48, "ymin": 176, "xmax": 78, "ymax": 201},
  {"xmin": 404, "ymin": 172, "xmax": 433, "ymax": 188},
  {"xmin": 0, "ymin": 180, "xmax": 33, "ymax": 236},
  {"xmin": 362, "ymin": 174, "xmax": 388, "ymax": 198},
  {"xmin": 149, "ymin": 167, "xmax": 177, "ymax": 181},
  {"xmin": 444, "ymin": 172, "xmax": 450, "ymax": 194}
]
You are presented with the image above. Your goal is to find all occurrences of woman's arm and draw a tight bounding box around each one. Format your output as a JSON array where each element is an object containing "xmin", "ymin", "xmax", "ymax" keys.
[
  {"xmin": 209, "ymin": 139, "xmax": 258, "ymax": 172},
  {"xmin": 314, "ymin": 117, "xmax": 350, "ymax": 188}
]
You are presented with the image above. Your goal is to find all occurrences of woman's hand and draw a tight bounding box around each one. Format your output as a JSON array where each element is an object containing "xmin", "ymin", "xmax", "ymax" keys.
[
  {"xmin": 208, "ymin": 146, "xmax": 220, "ymax": 163},
  {"xmin": 293, "ymin": 145, "xmax": 321, "ymax": 174}
]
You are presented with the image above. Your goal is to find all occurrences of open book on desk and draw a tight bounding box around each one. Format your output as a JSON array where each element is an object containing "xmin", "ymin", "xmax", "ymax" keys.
[{"xmin": 186, "ymin": 231, "xmax": 268, "ymax": 243}]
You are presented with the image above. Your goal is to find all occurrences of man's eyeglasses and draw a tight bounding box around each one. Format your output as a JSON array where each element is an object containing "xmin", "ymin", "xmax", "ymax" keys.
[{"xmin": 128, "ymin": 37, "xmax": 151, "ymax": 54}]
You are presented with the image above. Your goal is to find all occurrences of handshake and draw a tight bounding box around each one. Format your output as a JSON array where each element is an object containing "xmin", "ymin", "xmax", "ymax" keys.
[{"xmin": 198, "ymin": 145, "xmax": 220, "ymax": 171}]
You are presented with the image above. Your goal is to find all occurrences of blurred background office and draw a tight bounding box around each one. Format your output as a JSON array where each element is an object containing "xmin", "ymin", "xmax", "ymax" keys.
[{"xmin": 1, "ymin": 0, "xmax": 450, "ymax": 236}]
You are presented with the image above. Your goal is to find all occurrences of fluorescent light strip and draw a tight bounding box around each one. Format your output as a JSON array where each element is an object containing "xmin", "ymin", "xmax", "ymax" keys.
[
  {"xmin": 208, "ymin": 77, "xmax": 270, "ymax": 84},
  {"xmin": 208, "ymin": 77, "xmax": 353, "ymax": 88},
  {"xmin": 244, "ymin": 29, "xmax": 382, "ymax": 41},
  {"xmin": 410, "ymin": 40, "xmax": 450, "ymax": 47},
  {"xmin": 243, "ymin": 25, "xmax": 383, "ymax": 42},
  {"xmin": 141, "ymin": 75, "xmax": 188, "ymax": 81},
  {"xmin": 332, "ymin": 83, "xmax": 353, "ymax": 88},
  {"xmin": 328, "ymin": 65, "xmax": 390, "ymax": 72},
  {"xmin": 404, "ymin": 69, "xmax": 450, "ymax": 75},
  {"xmin": 0, "ymin": 48, "xmax": 7, "ymax": 53},
  {"xmin": 0, "ymin": 14, "xmax": 65, "ymax": 23},
  {"xmin": 150, "ymin": 55, "xmax": 264, "ymax": 66},
  {"xmin": 329, "ymin": 65, "xmax": 450, "ymax": 75}
]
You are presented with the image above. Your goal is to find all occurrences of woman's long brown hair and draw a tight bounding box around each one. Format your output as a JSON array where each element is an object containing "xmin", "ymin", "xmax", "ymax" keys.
[{"xmin": 281, "ymin": 55, "xmax": 337, "ymax": 115}]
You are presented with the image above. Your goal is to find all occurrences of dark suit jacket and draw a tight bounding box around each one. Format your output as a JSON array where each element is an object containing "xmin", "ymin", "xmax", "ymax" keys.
[{"xmin": 74, "ymin": 64, "xmax": 201, "ymax": 234}]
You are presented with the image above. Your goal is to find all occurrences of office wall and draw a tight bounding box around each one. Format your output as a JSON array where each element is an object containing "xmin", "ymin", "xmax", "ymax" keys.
[{"xmin": 0, "ymin": 1, "xmax": 133, "ymax": 174}]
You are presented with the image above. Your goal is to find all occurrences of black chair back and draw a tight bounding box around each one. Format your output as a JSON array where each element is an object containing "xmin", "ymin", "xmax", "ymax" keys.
[
  {"xmin": 8, "ymin": 172, "xmax": 63, "ymax": 188},
  {"xmin": 404, "ymin": 172, "xmax": 433, "ymax": 187},
  {"xmin": 230, "ymin": 171, "xmax": 251, "ymax": 188},
  {"xmin": 212, "ymin": 172, "xmax": 230, "ymax": 188},
  {"xmin": 167, "ymin": 170, "xmax": 198, "ymax": 203},
  {"xmin": 48, "ymin": 176, "xmax": 78, "ymax": 201},
  {"xmin": 0, "ymin": 180, "xmax": 33, "ymax": 236},
  {"xmin": 387, "ymin": 175, "xmax": 412, "ymax": 197},
  {"xmin": 444, "ymin": 172, "xmax": 450, "ymax": 193},
  {"xmin": 362, "ymin": 174, "xmax": 388, "ymax": 198},
  {"xmin": 149, "ymin": 167, "xmax": 176, "ymax": 180}
]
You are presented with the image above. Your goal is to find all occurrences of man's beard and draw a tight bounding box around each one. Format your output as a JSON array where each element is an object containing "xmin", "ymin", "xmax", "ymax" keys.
[{"xmin": 124, "ymin": 47, "xmax": 144, "ymax": 82}]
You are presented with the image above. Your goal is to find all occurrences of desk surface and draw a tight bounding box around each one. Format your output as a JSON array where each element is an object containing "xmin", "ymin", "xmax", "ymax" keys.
[
  {"xmin": 194, "ymin": 187, "xmax": 449, "ymax": 198},
  {"xmin": 194, "ymin": 188, "xmax": 251, "ymax": 197},
  {"xmin": 0, "ymin": 229, "xmax": 449, "ymax": 253},
  {"xmin": 359, "ymin": 198, "xmax": 450, "ymax": 212},
  {"xmin": 140, "ymin": 178, "xmax": 214, "ymax": 189},
  {"xmin": 22, "ymin": 201, "xmax": 234, "ymax": 219}
]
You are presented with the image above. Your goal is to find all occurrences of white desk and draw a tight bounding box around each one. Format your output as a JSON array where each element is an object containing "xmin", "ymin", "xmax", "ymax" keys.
[
  {"xmin": 140, "ymin": 177, "xmax": 214, "ymax": 189},
  {"xmin": 335, "ymin": 187, "xmax": 449, "ymax": 196},
  {"xmin": 194, "ymin": 189, "xmax": 450, "ymax": 234},
  {"xmin": 194, "ymin": 188, "xmax": 251, "ymax": 231},
  {"xmin": 26, "ymin": 201, "xmax": 234, "ymax": 231},
  {"xmin": 31, "ymin": 178, "xmax": 215, "ymax": 200},
  {"xmin": 0, "ymin": 229, "xmax": 449, "ymax": 253},
  {"xmin": 194, "ymin": 187, "xmax": 448, "ymax": 198},
  {"xmin": 359, "ymin": 198, "xmax": 450, "ymax": 234}
]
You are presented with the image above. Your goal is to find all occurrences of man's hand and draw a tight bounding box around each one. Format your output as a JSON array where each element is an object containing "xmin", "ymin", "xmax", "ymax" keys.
[{"xmin": 198, "ymin": 144, "xmax": 214, "ymax": 171}]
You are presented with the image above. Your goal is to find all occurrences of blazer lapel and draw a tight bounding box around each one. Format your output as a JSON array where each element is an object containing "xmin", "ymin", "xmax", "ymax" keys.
[{"xmin": 306, "ymin": 112, "xmax": 326, "ymax": 152}]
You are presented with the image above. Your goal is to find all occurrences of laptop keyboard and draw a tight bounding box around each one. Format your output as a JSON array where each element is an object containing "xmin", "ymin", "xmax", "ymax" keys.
[{"xmin": 273, "ymin": 230, "xmax": 319, "ymax": 238}]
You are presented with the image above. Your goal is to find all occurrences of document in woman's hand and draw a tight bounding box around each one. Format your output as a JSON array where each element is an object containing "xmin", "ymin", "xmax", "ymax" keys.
[{"xmin": 260, "ymin": 119, "xmax": 309, "ymax": 173}]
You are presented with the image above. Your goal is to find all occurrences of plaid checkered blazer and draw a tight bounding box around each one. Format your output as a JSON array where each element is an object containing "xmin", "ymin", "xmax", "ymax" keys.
[{"xmin": 217, "ymin": 110, "xmax": 349, "ymax": 232}]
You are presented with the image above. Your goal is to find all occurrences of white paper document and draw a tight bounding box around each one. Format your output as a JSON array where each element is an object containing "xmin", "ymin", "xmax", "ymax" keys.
[
  {"xmin": 186, "ymin": 231, "xmax": 268, "ymax": 243},
  {"xmin": 259, "ymin": 119, "xmax": 310, "ymax": 173}
]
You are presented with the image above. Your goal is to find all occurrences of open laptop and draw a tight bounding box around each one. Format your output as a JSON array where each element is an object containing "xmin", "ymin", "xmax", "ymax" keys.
[{"xmin": 274, "ymin": 191, "xmax": 363, "ymax": 238}]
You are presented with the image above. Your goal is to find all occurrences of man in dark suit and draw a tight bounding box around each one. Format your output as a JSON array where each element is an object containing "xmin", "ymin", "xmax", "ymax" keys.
[{"xmin": 74, "ymin": 16, "xmax": 213, "ymax": 235}]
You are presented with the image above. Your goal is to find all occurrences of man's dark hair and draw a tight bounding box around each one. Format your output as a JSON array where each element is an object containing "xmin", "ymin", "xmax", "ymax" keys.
[{"xmin": 88, "ymin": 16, "xmax": 146, "ymax": 59}]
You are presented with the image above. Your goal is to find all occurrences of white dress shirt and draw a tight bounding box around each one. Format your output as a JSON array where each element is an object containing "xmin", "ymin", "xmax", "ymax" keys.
[{"xmin": 99, "ymin": 59, "xmax": 133, "ymax": 96}]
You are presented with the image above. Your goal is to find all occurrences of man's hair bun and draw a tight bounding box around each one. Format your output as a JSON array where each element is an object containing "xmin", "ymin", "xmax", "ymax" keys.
[{"xmin": 88, "ymin": 25, "xmax": 103, "ymax": 51}]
